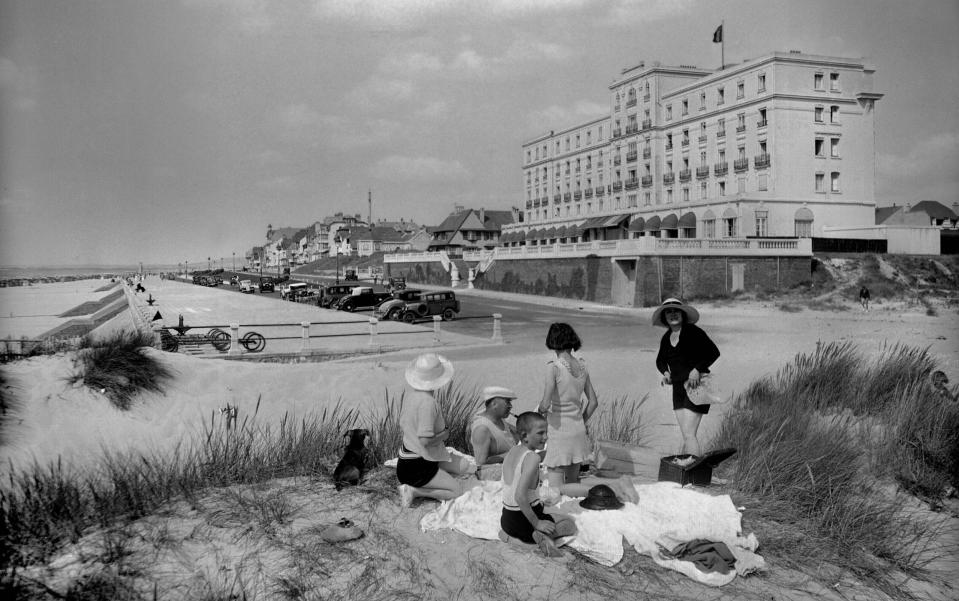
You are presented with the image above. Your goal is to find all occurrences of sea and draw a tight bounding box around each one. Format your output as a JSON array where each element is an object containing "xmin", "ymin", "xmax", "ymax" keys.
[{"xmin": 0, "ymin": 264, "xmax": 182, "ymax": 281}]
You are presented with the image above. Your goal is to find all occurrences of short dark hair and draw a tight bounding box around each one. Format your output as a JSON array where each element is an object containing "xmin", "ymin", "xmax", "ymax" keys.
[
  {"xmin": 545, "ymin": 322, "xmax": 582, "ymax": 351},
  {"xmin": 515, "ymin": 411, "xmax": 546, "ymax": 437}
]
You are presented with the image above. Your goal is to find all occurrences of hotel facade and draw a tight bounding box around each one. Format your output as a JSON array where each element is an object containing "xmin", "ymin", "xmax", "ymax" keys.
[{"xmin": 501, "ymin": 51, "xmax": 883, "ymax": 246}]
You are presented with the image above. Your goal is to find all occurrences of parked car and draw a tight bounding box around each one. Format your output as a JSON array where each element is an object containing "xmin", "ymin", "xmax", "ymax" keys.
[
  {"xmin": 280, "ymin": 281, "xmax": 308, "ymax": 300},
  {"xmin": 400, "ymin": 290, "xmax": 460, "ymax": 322},
  {"xmin": 373, "ymin": 289, "xmax": 423, "ymax": 321},
  {"xmin": 259, "ymin": 277, "xmax": 275, "ymax": 293},
  {"xmin": 344, "ymin": 269, "xmax": 359, "ymax": 281},
  {"xmin": 239, "ymin": 279, "xmax": 255, "ymax": 293},
  {"xmin": 334, "ymin": 286, "xmax": 393, "ymax": 312},
  {"xmin": 387, "ymin": 277, "xmax": 406, "ymax": 291},
  {"xmin": 319, "ymin": 283, "xmax": 362, "ymax": 308}
]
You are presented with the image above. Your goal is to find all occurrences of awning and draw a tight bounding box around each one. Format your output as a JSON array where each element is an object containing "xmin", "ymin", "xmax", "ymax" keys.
[
  {"xmin": 555, "ymin": 225, "xmax": 568, "ymax": 238},
  {"xmin": 678, "ymin": 212, "xmax": 697, "ymax": 228},
  {"xmin": 603, "ymin": 213, "xmax": 631, "ymax": 228},
  {"xmin": 514, "ymin": 230, "xmax": 527, "ymax": 241},
  {"xmin": 500, "ymin": 232, "xmax": 513, "ymax": 244},
  {"xmin": 566, "ymin": 222, "xmax": 584, "ymax": 237},
  {"xmin": 628, "ymin": 217, "xmax": 646, "ymax": 232},
  {"xmin": 644, "ymin": 215, "xmax": 662, "ymax": 231},
  {"xmin": 544, "ymin": 227, "xmax": 557, "ymax": 239},
  {"xmin": 661, "ymin": 214, "xmax": 679, "ymax": 229},
  {"xmin": 582, "ymin": 216, "xmax": 609, "ymax": 229},
  {"xmin": 529, "ymin": 228, "xmax": 543, "ymax": 241}
]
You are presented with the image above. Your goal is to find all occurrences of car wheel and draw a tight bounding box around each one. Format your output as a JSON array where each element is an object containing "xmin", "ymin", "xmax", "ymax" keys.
[
  {"xmin": 442, "ymin": 308, "xmax": 456, "ymax": 321},
  {"xmin": 387, "ymin": 307, "xmax": 401, "ymax": 321},
  {"xmin": 402, "ymin": 312, "xmax": 416, "ymax": 324},
  {"xmin": 341, "ymin": 301, "xmax": 354, "ymax": 312}
]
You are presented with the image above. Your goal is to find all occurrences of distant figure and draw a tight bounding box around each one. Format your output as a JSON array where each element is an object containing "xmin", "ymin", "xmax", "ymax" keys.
[
  {"xmin": 932, "ymin": 371, "xmax": 956, "ymax": 403},
  {"xmin": 859, "ymin": 286, "xmax": 870, "ymax": 311}
]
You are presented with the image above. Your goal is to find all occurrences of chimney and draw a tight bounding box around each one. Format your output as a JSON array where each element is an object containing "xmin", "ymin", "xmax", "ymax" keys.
[
  {"xmin": 479, "ymin": 207, "xmax": 486, "ymax": 223},
  {"xmin": 904, "ymin": 203, "xmax": 911, "ymax": 212}
]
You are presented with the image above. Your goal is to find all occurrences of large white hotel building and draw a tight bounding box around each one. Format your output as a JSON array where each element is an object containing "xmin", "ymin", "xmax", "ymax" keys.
[{"xmin": 501, "ymin": 51, "xmax": 883, "ymax": 246}]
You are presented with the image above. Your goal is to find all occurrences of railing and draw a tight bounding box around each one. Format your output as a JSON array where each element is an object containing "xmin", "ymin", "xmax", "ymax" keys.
[
  {"xmin": 679, "ymin": 169, "xmax": 692, "ymax": 182},
  {"xmin": 563, "ymin": 193, "xmax": 572, "ymax": 202},
  {"xmin": 642, "ymin": 119, "xmax": 652, "ymax": 129},
  {"xmin": 597, "ymin": 161, "xmax": 604, "ymax": 168},
  {"xmin": 458, "ymin": 237, "xmax": 811, "ymax": 260},
  {"xmin": 595, "ymin": 186, "xmax": 606, "ymax": 196},
  {"xmin": 626, "ymin": 151, "xmax": 638, "ymax": 162},
  {"xmin": 696, "ymin": 166, "xmax": 710, "ymax": 179},
  {"xmin": 626, "ymin": 124, "xmax": 639, "ymax": 135},
  {"xmin": 612, "ymin": 128, "xmax": 623, "ymax": 138},
  {"xmin": 625, "ymin": 178, "xmax": 639, "ymax": 190},
  {"xmin": 641, "ymin": 175, "xmax": 653, "ymax": 187},
  {"xmin": 643, "ymin": 148, "xmax": 651, "ymax": 159},
  {"xmin": 736, "ymin": 125, "xmax": 746, "ymax": 133},
  {"xmin": 573, "ymin": 191, "xmax": 582, "ymax": 200},
  {"xmin": 643, "ymin": 94, "xmax": 650, "ymax": 102},
  {"xmin": 757, "ymin": 119, "xmax": 768, "ymax": 128},
  {"xmin": 681, "ymin": 139, "xmax": 689, "ymax": 147},
  {"xmin": 626, "ymin": 98, "xmax": 637, "ymax": 108},
  {"xmin": 754, "ymin": 153, "xmax": 771, "ymax": 168},
  {"xmin": 614, "ymin": 104, "xmax": 621, "ymax": 111},
  {"xmin": 553, "ymin": 194, "xmax": 561, "ymax": 202},
  {"xmin": 717, "ymin": 130, "xmax": 726, "ymax": 138},
  {"xmin": 734, "ymin": 158, "xmax": 749, "ymax": 172},
  {"xmin": 526, "ymin": 200, "xmax": 533, "ymax": 209},
  {"xmin": 698, "ymin": 135, "xmax": 707, "ymax": 143},
  {"xmin": 665, "ymin": 144, "xmax": 673, "ymax": 151},
  {"xmin": 612, "ymin": 181, "xmax": 623, "ymax": 192},
  {"xmin": 714, "ymin": 162, "xmax": 728, "ymax": 176},
  {"xmin": 613, "ymin": 156, "xmax": 622, "ymax": 166},
  {"xmin": 663, "ymin": 172, "xmax": 675, "ymax": 184},
  {"xmin": 584, "ymin": 188, "xmax": 593, "ymax": 198}
]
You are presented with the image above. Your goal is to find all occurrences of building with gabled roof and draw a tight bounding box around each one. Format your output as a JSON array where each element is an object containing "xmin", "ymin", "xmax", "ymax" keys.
[
  {"xmin": 428, "ymin": 206, "xmax": 519, "ymax": 254},
  {"xmin": 876, "ymin": 201, "xmax": 958, "ymax": 229}
]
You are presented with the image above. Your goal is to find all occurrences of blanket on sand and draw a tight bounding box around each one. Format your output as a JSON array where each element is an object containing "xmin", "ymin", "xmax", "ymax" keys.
[{"xmin": 420, "ymin": 480, "xmax": 766, "ymax": 586}]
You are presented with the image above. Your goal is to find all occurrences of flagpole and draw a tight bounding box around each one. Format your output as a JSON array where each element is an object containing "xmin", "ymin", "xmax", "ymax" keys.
[{"xmin": 721, "ymin": 20, "xmax": 725, "ymax": 69}]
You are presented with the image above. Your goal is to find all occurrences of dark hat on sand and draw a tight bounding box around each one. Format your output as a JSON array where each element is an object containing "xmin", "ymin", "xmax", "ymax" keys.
[
  {"xmin": 579, "ymin": 484, "xmax": 625, "ymax": 510},
  {"xmin": 650, "ymin": 297, "xmax": 700, "ymax": 327}
]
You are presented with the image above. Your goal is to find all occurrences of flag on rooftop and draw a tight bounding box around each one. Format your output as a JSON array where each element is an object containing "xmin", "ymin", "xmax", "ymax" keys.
[{"xmin": 712, "ymin": 25, "xmax": 723, "ymax": 43}]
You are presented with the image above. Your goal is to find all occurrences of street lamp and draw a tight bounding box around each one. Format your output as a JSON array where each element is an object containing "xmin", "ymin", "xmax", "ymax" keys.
[
  {"xmin": 232, "ymin": 252, "xmax": 235, "ymax": 272},
  {"xmin": 276, "ymin": 244, "xmax": 282, "ymax": 278},
  {"xmin": 185, "ymin": 260, "xmax": 189, "ymax": 278},
  {"xmin": 207, "ymin": 257, "xmax": 211, "ymax": 271}
]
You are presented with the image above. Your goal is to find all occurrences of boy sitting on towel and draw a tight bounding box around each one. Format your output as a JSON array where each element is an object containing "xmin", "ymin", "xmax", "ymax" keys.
[{"xmin": 499, "ymin": 412, "xmax": 576, "ymax": 557}]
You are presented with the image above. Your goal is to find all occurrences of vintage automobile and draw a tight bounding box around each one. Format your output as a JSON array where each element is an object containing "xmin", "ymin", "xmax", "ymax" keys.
[
  {"xmin": 280, "ymin": 281, "xmax": 308, "ymax": 300},
  {"xmin": 239, "ymin": 279, "xmax": 255, "ymax": 293},
  {"xmin": 400, "ymin": 290, "xmax": 460, "ymax": 322},
  {"xmin": 373, "ymin": 288, "xmax": 423, "ymax": 321},
  {"xmin": 344, "ymin": 269, "xmax": 359, "ymax": 281},
  {"xmin": 259, "ymin": 277, "xmax": 276, "ymax": 293},
  {"xmin": 318, "ymin": 283, "xmax": 362, "ymax": 308},
  {"xmin": 387, "ymin": 277, "xmax": 406, "ymax": 291},
  {"xmin": 334, "ymin": 286, "xmax": 393, "ymax": 312}
]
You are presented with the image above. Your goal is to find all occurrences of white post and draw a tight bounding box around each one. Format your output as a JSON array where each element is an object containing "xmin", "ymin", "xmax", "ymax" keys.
[
  {"xmin": 229, "ymin": 323, "xmax": 241, "ymax": 355},
  {"xmin": 301, "ymin": 321, "xmax": 310, "ymax": 353},
  {"xmin": 369, "ymin": 316, "xmax": 378, "ymax": 346},
  {"xmin": 467, "ymin": 267, "xmax": 475, "ymax": 289},
  {"xmin": 153, "ymin": 325, "xmax": 163, "ymax": 350},
  {"xmin": 491, "ymin": 313, "xmax": 503, "ymax": 343},
  {"xmin": 450, "ymin": 263, "xmax": 460, "ymax": 288},
  {"xmin": 433, "ymin": 315, "xmax": 442, "ymax": 343}
]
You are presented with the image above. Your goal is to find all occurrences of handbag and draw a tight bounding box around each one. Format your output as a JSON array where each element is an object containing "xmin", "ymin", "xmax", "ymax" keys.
[{"xmin": 685, "ymin": 374, "xmax": 726, "ymax": 405}]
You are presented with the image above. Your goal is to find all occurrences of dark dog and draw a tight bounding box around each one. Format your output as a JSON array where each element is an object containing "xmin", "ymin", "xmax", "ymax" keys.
[{"xmin": 333, "ymin": 429, "xmax": 373, "ymax": 491}]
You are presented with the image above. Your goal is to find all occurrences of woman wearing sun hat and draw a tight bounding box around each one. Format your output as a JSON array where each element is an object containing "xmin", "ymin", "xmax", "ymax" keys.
[
  {"xmin": 396, "ymin": 352, "xmax": 471, "ymax": 507},
  {"xmin": 652, "ymin": 298, "xmax": 720, "ymax": 457}
]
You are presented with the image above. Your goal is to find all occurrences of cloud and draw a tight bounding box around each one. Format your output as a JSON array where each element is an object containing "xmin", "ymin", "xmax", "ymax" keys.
[
  {"xmin": 527, "ymin": 100, "xmax": 608, "ymax": 129},
  {"xmin": 278, "ymin": 103, "xmax": 324, "ymax": 128},
  {"xmin": 414, "ymin": 100, "xmax": 449, "ymax": 121},
  {"xmin": 379, "ymin": 51, "xmax": 444, "ymax": 77},
  {"xmin": 600, "ymin": 0, "xmax": 694, "ymax": 25},
  {"xmin": 182, "ymin": 0, "xmax": 275, "ymax": 34},
  {"xmin": 346, "ymin": 78, "xmax": 415, "ymax": 110},
  {"xmin": 272, "ymin": 103, "xmax": 401, "ymax": 149},
  {"xmin": 503, "ymin": 39, "xmax": 572, "ymax": 63},
  {"xmin": 0, "ymin": 57, "xmax": 37, "ymax": 111},
  {"xmin": 877, "ymin": 132, "xmax": 959, "ymax": 200},
  {"xmin": 371, "ymin": 155, "xmax": 470, "ymax": 181},
  {"xmin": 312, "ymin": 0, "xmax": 589, "ymax": 27}
]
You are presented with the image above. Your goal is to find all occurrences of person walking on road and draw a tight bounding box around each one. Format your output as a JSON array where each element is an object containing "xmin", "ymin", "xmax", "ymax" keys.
[{"xmin": 859, "ymin": 286, "xmax": 870, "ymax": 311}]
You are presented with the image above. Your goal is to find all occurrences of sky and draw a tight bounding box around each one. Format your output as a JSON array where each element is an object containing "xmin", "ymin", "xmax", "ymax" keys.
[{"xmin": 1, "ymin": 0, "xmax": 957, "ymax": 267}]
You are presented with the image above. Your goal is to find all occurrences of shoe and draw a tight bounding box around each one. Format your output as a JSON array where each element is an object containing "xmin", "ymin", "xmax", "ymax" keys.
[{"xmin": 397, "ymin": 484, "xmax": 414, "ymax": 508}]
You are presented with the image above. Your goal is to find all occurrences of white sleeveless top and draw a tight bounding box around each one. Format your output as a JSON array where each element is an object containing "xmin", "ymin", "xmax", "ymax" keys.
[{"xmin": 502, "ymin": 449, "xmax": 541, "ymax": 510}]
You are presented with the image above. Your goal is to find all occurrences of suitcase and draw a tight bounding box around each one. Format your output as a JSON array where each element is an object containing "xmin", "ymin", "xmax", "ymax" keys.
[{"xmin": 657, "ymin": 448, "xmax": 737, "ymax": 486}]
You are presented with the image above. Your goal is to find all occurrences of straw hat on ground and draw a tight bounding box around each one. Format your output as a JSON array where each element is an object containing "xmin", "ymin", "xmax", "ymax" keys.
[
  {"xmin": 405, "ymin": 353, "xmax": 454, "ymax": 391},
  {"xmin": 650, "ymin": 297, "xmax": 700, "ymax": 327}
]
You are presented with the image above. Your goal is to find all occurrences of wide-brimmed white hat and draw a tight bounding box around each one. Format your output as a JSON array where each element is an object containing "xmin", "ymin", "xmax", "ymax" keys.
[
  {"xmin": 482, "ymin": 386, "xmax": 517, "ymax": 403},
  {"xmin": 650, "ymin": 297, "xmax": 700, "ymax": 327},
  {"xmin": 405, "ymin": 353, "xmax": 454, "ymax": 391}
]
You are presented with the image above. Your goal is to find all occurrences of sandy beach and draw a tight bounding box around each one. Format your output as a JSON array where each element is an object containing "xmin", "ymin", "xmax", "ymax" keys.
[{"xmin": 2, "ymin": 278, "xmax": 957, "ymax": 600}]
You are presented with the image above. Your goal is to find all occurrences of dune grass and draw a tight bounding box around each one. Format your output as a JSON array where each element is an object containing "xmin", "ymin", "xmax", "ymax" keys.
[
  {"xmin": 712, "ymin": 340, "xmax": 958, "ymax": 581},
  {"xmin": 67, "ymin": 330, "xmax": 174, "ymax": 410}
]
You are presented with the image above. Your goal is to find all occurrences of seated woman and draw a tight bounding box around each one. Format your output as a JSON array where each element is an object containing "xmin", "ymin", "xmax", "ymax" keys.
[{"xmin": 470, "ymin": 386, "xmax": 519, "ymax": 480}]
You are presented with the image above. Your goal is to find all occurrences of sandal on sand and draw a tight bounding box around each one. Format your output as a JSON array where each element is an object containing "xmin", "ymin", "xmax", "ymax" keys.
[{"xmin": 532, "ymin": 531, "xmax": 564, "ymax": 558}]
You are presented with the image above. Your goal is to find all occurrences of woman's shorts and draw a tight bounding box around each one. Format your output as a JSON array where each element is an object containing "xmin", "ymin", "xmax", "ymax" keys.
[
  {"xmin": 672, "ymin": 382, "xmax": 710, "ymax": 415},
  {"xmin": 501, "ymin": 502, "xmax": 554, "ymax": 544},
  {"xmin": 396, "ymin": 455, "xmax": 439, "ymax": 487}
]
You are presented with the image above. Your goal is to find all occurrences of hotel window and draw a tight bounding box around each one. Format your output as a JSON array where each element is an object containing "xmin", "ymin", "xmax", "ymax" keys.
[
  {"xmin": 682, "ymin": 99, "xmax": 688, "ymax": 115},
  {"xmin": 700, "ymin": 151, "xmax": 707, "ymax": 165},
  {"xmin": 831, "ymin": 172, "xmax": 840, "ymax": 192},
  {"xmin": 700, "ymin": 121, "xmax": 707, "ymax": 138},
  {"xmin": 666, "ymin": 188, "xmax": 673, "ymax": 203},
  {"xmin": 737, "ymin": 113, "xmax": 746, "ymax": 130},
  {"xmin": 682, "ymin": 129, "xmax": 689, "ymax": 145},
  {"xmin": 526, "ymin": 150, "xmax": 531, "ymax": 163},
  {"xmin": 830, "ymin": 105, "xmax": 839, "ymax": 123},
  {"xmin": 644, "ymin": 192, "xmax": 651, "ymax": 206},
  {"xmin": 666, "ymin": 104, "xmax": 673, "ymax": 120},
  {"xmin": 598, "ymin": 126, "xmax": 603, "ymax": 140},
  {"xmin": 723, "ymin": 216, "xmax": 737, "ymax": 237},
  {"xmin": 682, "ymin": 187, "xmax": 690, "ymax": 202},
  {"xmin": 758, "ymin": 73, "xmax": 766, "ymax": 92},
  {"xmin": 700, "ymin": 91, "xmax": 706, "ymax": 109},
  {"xmin": 565, "ymin": 137, "xmax": 571, "ymax": 150},
  {"xmin": 814, "ymin": 72, "xmax": 824, "ymax": 90},
  {"xmin": 795, "ymin": 219, "xmax": 812, "ymax": 238},
  {"xmin": 556, "ymin": 141, "xmax": 560, "ymax": 153},
  {"xmin": 700, "ymin": 181, "xmax": 707, "ymax": 199},
  {"xmin": 587, "ymin": 131, "xmax": 592, "ymax": 144},
  {"xmin": 718, "ymin": 181, "xmax": 726, "ymax": 196},
  {"xmin": 576, "ymin": 205, "xmax": 581, "ymax": 215},
  {"xmin": 737, "ymin": 81, "xmax": 744, "ymax": 99},
  {"xmin": 628, "ymin": 194, "xmax": 637, "ymax": 208},
  {"xmin": 738, "ymin": 146, "xmax": 746, "ymax": 161},
  {"xmin": 830, "ymin": 72, "xmax": 840, "ymax": 91},
  {"xmin": 755, "ymin": 210, "xmax": 768, "ymax": 236},
  {"xmin": 758, "ymin": 107, "xmax": 767, "ymax": 126},
  {"xmin": 586, "ymin": 202, "xmax": 592, "ymax": 213},
  {"xmin": 718, "ymin": 117, "xmax": 726, "ymax": 136},
  {"xmin": 815, "ymin": 138, "xmax": 825, "ymax": 157},
  {"xmin": 718, "ymin": 148, "xmax": 726, "ymax": 163},
  {"xmin": 738, "ymin": 177, "xmax": 746, "ymax": 193},
  {"xmin": 703, "ymin": 218, "xmax": 716, "ymax": 238},
  {"xmin": 666, "ymin": 133, "xmax": 673, "ymax": 149},
  {"xmin": 830, "ymin": 137, "xmax": 840, "ymax": 158},
  {"xmin": 815, "ymin": 172, "xmax": 825, "ymax": 192},
  {"xmin": 814, "ymin": 106, "xmax": 824, "ymax": 122},
  {"xmin": 717, "ymin": 87, "xmax": 725, "ymax": 104},
  {"xmin": 758, "ymin": 174, "xmax": 768, "ymax": 191},
  {"xmin": 575, "ymin": 134, "xmax": 580, "ymax": 148},
  {"xmin": 599, "ymin": 199, "xmax": 604, "ymax": 211},
  {"xmin": 564, "ymin": 206, "xmax": 569, "ymax": 216}
]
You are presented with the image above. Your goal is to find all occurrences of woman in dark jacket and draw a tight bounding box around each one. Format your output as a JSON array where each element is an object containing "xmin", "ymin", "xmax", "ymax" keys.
[{"xmin": 653, "ymin": 298, "xmax": 720, "ymax": 457}]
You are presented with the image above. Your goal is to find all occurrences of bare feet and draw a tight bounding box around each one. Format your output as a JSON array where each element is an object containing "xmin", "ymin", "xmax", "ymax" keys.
[{"xmin": 532, "ymin": 531, "xmax": 564, "ymax": 558}]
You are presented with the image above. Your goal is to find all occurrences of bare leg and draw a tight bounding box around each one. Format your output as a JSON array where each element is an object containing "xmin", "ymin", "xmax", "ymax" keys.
[
  {"xmin": 674, "ymin": 409, "xmax": 704, "ymax": 456},
  {"xmin": 547, "ymin": 467, "xmax": 591, "ymax": 497},
  {"xmin": 552, "ymin": 515, "xmax": 577, "ymax": 538},
  {"xmin": 410, "ymin": 468, "xmax": 463, "ymax": 502}
]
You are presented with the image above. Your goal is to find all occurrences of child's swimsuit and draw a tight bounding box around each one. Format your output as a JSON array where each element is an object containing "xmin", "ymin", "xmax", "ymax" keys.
[{"xmin": 501, "ymin": 449, "xmax": 553, "ymax": 543}]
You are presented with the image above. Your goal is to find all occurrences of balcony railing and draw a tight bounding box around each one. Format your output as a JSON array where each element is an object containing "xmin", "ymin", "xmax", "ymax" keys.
[
  {"xmin": 717, "ymin": 130, "xmax": 726, "ymax": 138},
  {"xmin": 584, "ymin": 188, "xmax": 593, "ymax": 198},
  {"xmin": 642, "ymin": 119, "xmax": 652, "ymax": 129},
  {"xmin": 736, "ymin": 125, "xmax": 746, "ymax": 133},
  {"xmin": 612, "ymin": 128, "xmax": 623, "ymax": 138},
  {"xmin": 563, "ymin": 193, "xmax": 572, "ymax": 202},
  {"xmin": 757, "ymin": 119, "xmax": 768, "ymax": 128},
  {"xmin": 698, "ymin": 135, "xmax": 707, "ymax": 143},
  {"xmin": 696, "ymin": 166, "xmax": 710, "ymax": 179},
  {"xmin": 626, "ymin": 124, "xmax": 639, "ymax": 135},
  {"xmin": 553, "ymin": 194, "xmax": 561, "ymax": 202},
  {"xmin": 526, "ymin": 200, "xmax": 533, "ymax": 209},
  {"xmin": 734, "ymin": 158, "xmax": 749, "ymax": 172},
  {"xmin": 625, "ymin": 178, "xmax": 639, "ymax": 190},
  {"xmin": 643, "ymin": 93, "xmax": 650, "ymax": 102},
  {"xmin": 663, "ymin": 172, "xmax": 675, "ymax": 184},
  {"xmin": 665, "ymin": 144, "xmax": 673, "ymax": 151},
  {"xmin": 641, "ymin": 175, "xmax": 653, "ymax": 187},
  {"xmin": 681, "ymin": 139, "xmax": 689, "ymax": 147},
  {"xmin": 614, "ymin": 104, "xmax": 621, "ymax": 111},
  {"xmin": 714, "ymin": 162, "xmax": 729, "ymax": 176},
  {"xmin": 754, "ymin": 153, "xmax": 771, "ymax": 168},
  {"xmin": 679, "ymin": 169, "xmax": 692, "ymax": 182},
  {"xmin": 575, "ymin": 166, "xmax": 581, "ymax": 173},
  {"xmin": 573, "ymin": 190, "xmax": 582, "ymax": 200},
  {"xmin": 626, "ymin": 98, "xmax": 637, "ymax": 108},
  {"xmin": 626, "ymin": 151, "xmax": 638, "ymax": 162},
  {"xmin": 643, "ymin": 148, "xmax": 651, "ymax": 159},
  {"xmin": 541, "ymin": 196, "xmax": 549, "ymax": 204},
  {"xmin": 611, "ymin": 181, "xmax": 623, "ymax": 192},
  {"xmin": 597, "ymin": 161, "xmax": 604, "ymax": 168},
  {"xmin": 595, "ymin": 186, "xmax": 606, "ymax": 196},
  {"xmin": 613, "ymin": 156, "xmax": 622, "ymax": 166}
]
